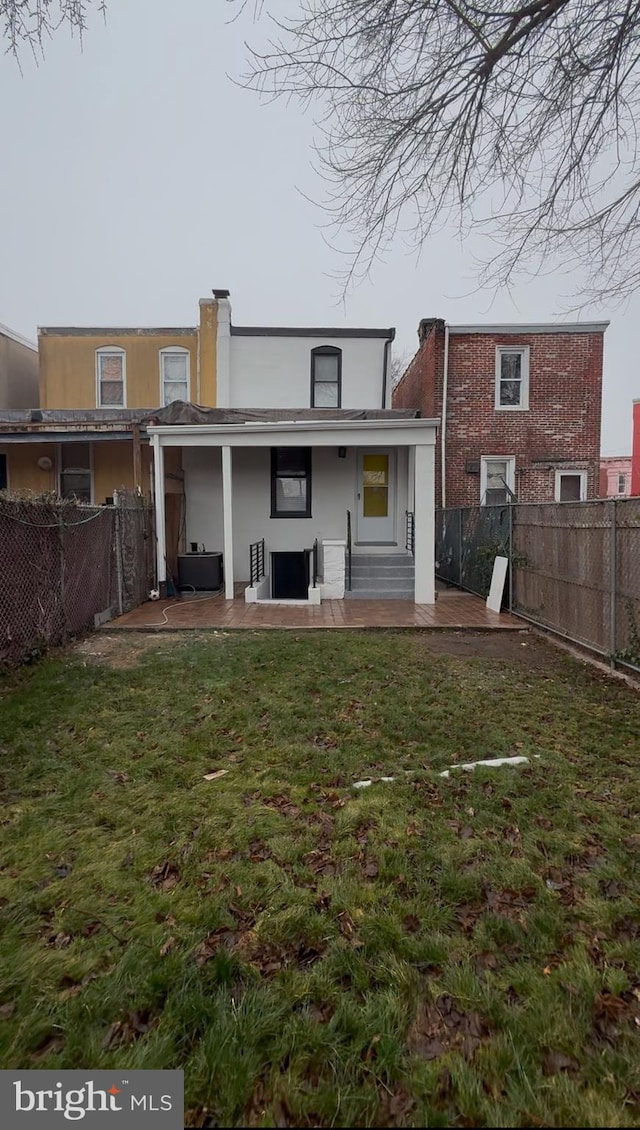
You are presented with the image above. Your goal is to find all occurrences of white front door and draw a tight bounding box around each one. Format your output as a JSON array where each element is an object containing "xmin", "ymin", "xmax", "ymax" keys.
[{"xmin": 356, "ymin": 449, "xmax": 396, "ymax": 543}]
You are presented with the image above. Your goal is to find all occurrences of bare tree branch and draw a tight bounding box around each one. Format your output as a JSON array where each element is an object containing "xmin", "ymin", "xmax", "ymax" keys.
[
  {"xmin": 1, "ymin": 1, "xmax": 106, "ymax": 61},
  {"xmin": 232, "ymin": 0, "xmax": 640, "ymax": 302}
]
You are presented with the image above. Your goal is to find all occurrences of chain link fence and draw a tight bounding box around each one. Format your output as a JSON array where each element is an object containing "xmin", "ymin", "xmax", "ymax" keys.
[
  {"xmin": 0, "ymin": 492, "xmax": 155, "ymax": 664},
  {"xmin": 435, "ymin": 505, "xmax": 513, "ymax": 598},
  {"xmin": 436, "ymin": 499, "xmax": 640, "ymax": 673}
]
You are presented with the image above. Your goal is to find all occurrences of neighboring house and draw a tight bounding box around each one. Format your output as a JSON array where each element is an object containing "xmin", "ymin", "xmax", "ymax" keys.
[
  {"xmin": 148, "ymin": 294, "xmax": 438, "ymax": 604},
  {"xmin": 0, "ymin": 322, "xmax": 39, "ymax": 491},
  {"xmin": 393, "ymin": 318, "xmax": 608, "ymax": 506},
  {"xmin": 599, "ymin": 455, "xmax": 632, "ymax": 498},
  {"xmin": 0, "ymin": 295, "xmax": 224, "ymax": 575}
]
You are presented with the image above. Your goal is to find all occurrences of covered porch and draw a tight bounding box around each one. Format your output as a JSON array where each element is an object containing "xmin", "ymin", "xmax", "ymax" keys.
[{"xmin": 148, "ymin": 413, "xmax": 440, "ymax": 605}]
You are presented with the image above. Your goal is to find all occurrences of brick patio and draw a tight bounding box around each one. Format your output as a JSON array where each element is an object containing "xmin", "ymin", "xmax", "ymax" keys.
[{"xmin": 107, "ymin": 587, "xmax": 523, "ymax": 632}]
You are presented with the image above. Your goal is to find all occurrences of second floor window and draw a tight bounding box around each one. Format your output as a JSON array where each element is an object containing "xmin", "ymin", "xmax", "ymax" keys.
[
  {"xmin": 97, "ymin": 348, "xmax": 125, "ymax": 407},
  {"xmin": 160, "ymin": 348, "xmax": 190, "ymax": 406},
  {"xmin": 495, "ymin": 346, "xmax": 529, "ymax": 410},
  {"xmin": 618, "ymin": 473, "xmax": 627, "ymax": 494},
  {"xmin": 311, "ymin": 346, "xmax": 341, "ymax": 408}
]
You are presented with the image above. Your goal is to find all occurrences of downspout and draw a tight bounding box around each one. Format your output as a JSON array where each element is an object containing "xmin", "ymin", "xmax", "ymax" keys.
[
  {"xmin": 382, "ymin": 328, "xmax": 396, "ymax": 408},
  {"xmin": 441, "ymin": 323, "xmax": 449, "ymax": 508}
]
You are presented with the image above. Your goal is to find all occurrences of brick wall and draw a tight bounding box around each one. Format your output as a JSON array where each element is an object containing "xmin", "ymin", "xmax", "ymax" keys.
[
  {"xmin": 393, "ymin": 322, "xmax": 605, "ymax": 506},
  {"xmin": 393, "ymin": 318, "xmax": 445, "ymax": 503}
]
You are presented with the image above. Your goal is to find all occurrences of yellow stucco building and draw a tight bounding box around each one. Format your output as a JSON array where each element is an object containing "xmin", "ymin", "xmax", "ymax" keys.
[{"xmin": 0, "ymin": 294, "xmax": 224, "ymax": 503}]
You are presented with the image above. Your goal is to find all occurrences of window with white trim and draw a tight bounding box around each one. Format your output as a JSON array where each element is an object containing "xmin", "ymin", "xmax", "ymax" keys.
[
  {"xmin": 618, "ymin": 472, "xmax": 627, "ymax": 494},
  {"xmin": 311, "ymin": 346, "xmax": 341, "ymax": 408},
  {"xmin": 59, "ymin": 443, "xmax": 92, "ymax": 502},
  {"xmin": 555, "ymin": 469, "xmax": 587, "ymax": 502},
  {"xmin": 96, "ymin": 347, "xmax": 125, "ymax": 407},
  {"xmin": 480, "ymin": 456, "xmax": 516, "ymax": 505},
  {"xmin": 495, "ymin": 346, "xmax": 529, "ymax": 410},
  {"xmin": 160, "ymin": 347, "xmax": 190, "ymax": 406}
]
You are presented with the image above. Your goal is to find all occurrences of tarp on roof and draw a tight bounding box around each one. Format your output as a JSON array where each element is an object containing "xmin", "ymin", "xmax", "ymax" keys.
[{"xmin": 145, "ymin": 402, "xmax": 420, "ymax": 426}]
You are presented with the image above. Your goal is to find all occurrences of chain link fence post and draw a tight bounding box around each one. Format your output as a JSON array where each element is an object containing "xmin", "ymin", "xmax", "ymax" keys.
[
  {"xmin": 609, "ymin": 498, "xmax": 617, "ymax": 668},
  {"xmin": 457, "ymin": 508, "xmax": 463, "ymax": 588},
  {"xmin": 508, "ymin": 503, "xmax": 514, "ymax": 613},
  {"xmin": 113, "ymin": 493, "xmax": 125, "ymax": 617}
]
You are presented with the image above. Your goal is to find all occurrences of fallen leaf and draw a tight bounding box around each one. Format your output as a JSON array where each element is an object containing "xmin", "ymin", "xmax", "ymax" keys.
[
  {"xmin": 0, "ymin": 1002, "xmax": 16, "ymax": 1019},
  {"xmin": 160, "ymin": 936, "xmax": 176, "ymax": 957},
  {"xmin": 102, "ymin": 1009, "xmax": 158, "ymax": 1049},
  {"xmin": 149, "ymin": 861, "xmax": 180, "ymax": 891},
  {"xmin": 542, "ymin": 1050, "xmax": 579, "ymax": 1075}
]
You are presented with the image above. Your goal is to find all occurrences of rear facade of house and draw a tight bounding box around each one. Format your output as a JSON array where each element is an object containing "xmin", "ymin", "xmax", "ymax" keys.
[
  {"xmin": 149, "ymin": 294, "xmax": 438, "ymax": 604},
  {"xmin": 393, "ymin": 319, "xmax": 608, "ymax": 507}
]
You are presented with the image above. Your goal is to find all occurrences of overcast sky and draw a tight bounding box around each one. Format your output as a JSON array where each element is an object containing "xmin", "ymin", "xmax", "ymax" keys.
[{"xmin": 0, "ymin": 0, "xmax": 636, "ymax": 454}]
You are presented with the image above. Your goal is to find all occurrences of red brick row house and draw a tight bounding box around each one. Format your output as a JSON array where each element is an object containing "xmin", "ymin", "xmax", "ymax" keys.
[{"xmin": 393, "ymin": 319, "xmax": 608, "ymax": 507}]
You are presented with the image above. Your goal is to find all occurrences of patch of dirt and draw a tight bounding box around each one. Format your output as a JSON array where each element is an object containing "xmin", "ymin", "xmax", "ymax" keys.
[
  {"xmin": 374, "ymin": 1086, "xmax": 416, "ymax": 1127},
  {"xmin": 416, "ymin": 629, "xmax": 542, "ymax": 664},
  {"xmin": 408, "ymin": 992, "xmax": 490, "ymax": 1061},
  {"xmin": 73, "ymin": 633, "xmax": 189, "ymax": 669}
]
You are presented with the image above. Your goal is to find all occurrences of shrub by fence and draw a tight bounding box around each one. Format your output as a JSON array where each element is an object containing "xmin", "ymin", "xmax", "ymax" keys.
[
  {"xmin": 436, "ymin": 499, "xmax": 640, "ymax": 673},
  {"xmin": 0, "ymin": 492, "xmax": 154, "ymax": 664}
]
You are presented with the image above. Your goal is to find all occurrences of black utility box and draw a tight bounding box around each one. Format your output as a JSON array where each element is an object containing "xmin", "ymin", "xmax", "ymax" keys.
[{"xmin": 177, "ymin": 552, "xmax": 223, "ymax": 591}]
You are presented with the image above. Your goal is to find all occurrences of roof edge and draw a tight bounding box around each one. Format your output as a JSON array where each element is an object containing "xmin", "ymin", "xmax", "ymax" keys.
[
  {"xmin": 0, "ymin": 322, "xmax": 37, "ymax": 351},
  {"xmin": 231, "ymin": 326, "xmax": 395, "ymax": 339},
  {"xmin": 448, "ymin": 322, "xmax": 609, "ymax": 335},
  {"xmin": 38, "ymin": 327, "xmax": 196, "ymax": 337}
]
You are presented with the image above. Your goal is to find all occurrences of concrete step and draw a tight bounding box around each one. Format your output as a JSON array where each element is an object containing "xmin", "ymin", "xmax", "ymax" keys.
[
  {"xmin": 350, "ymin": 564, "xmax": 415, "ymax": 576},
  {"xmin": 345, "ymin": 588, "xmax": 415, "ymax": 600}
]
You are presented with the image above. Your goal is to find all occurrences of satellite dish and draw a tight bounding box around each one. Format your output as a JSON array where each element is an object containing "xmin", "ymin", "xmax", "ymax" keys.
[{"xmin": 37, "ymin": 456, "xmax": 53, "ymax": 471}]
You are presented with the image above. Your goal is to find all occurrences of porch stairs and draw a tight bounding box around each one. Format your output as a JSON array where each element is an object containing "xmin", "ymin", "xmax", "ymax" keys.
[{"xmin": 345, "ymin": 553, "xmax": 415, "ymax": 600}]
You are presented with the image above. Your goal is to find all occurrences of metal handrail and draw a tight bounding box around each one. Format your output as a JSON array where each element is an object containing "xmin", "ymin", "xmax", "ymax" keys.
[
  {"xmin": 249, "ymin": 538, "xmax": 265, "ymax": 585},
  {"xmin": 405, "ymin": 510, "xmax": 415, "ymax": 554},
  {"xmin": 346, "ymin": 509, "xmax": 352, "ymax": 591},
  {"xmin": 312, "ymin": 538, "xmax": 318, "ymax": 587}
]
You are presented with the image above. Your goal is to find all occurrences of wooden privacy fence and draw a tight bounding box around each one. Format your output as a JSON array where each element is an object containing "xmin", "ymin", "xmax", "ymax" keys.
[{"xmin": 436, "ymin": 499, "xmax": 640, "ymax": 673}]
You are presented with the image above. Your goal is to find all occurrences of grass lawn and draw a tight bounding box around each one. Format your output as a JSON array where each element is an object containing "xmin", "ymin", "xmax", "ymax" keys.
[{"xmin": 1, "ymin": 629, "xmax": 640, "ymax": 1128}]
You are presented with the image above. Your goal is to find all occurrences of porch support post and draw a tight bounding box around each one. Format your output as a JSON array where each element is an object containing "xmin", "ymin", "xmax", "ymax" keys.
[
  {"xmin": 222, "ymin": 444, "xmax": 234, "ymax": 600},
  {"xmin": 151, "ymin": 434, "xmax": 166, "ymax": 592},
  {"xmin": 414, "ymin": 443, "xmax": 435, "ymax": 604}
]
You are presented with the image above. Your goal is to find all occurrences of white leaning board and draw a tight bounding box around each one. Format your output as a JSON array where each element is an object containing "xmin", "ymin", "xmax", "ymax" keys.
[{"xmin": 486, "ymin": 555, "xmax": 508, "ymax": 612}]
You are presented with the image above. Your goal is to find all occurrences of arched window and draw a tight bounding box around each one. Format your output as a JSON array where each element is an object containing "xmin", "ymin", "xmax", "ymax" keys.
[
  {"xmin": 311, "ymin": 346, "xmax": 341, "ymax": 408},
  {"xmin": 96, "ymin": 346, "xmax": 126, "ymax": 407},
  {"xmin": 160, "ymin": 347, "xmax": 190, "ymax": 406}
]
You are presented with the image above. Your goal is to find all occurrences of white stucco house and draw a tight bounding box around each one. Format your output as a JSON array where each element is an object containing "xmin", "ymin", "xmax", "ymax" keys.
[{"xmin": 147, "ymin": 294, "xmax": 439, "ymax": 604}]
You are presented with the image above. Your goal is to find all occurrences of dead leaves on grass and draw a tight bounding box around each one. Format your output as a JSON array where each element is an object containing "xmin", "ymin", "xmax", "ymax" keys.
[
  {"xmin": 592, "ymin": 989, "xmax": 640, "ymax": 1043},
  {"xmin": 408, "ymin": 992, "xmax": 490, "ymax": 1061},
  {"xmin": 102, "ymin": 1008, "xmax": 158, "ymax": 1049},
  {"xmin": 263, "ymin": 794, "xmax": 301, "ymax": 819},
  {"xmin": 149, "ymin": 860, "xmax": 180, "ymax": 891}
]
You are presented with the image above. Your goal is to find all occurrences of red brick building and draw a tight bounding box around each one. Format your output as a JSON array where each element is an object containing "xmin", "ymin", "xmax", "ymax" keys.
[{"xmin": 393, "ymin": 319, "xmax": 608, "ymax": 507}]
